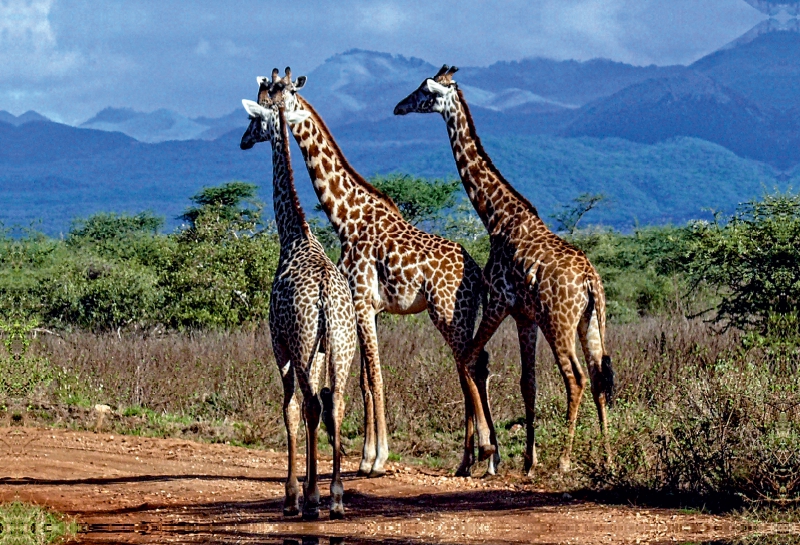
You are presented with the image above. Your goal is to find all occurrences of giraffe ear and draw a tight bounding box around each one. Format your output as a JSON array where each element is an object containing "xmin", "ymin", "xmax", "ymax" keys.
[
  {"xmin": 285, "ymin": 109, "xmax": 311, "ymax": 125},
  {"xmin": 293, "ymin": 75, "xmax": 307, "ymax": 90},
  {"xmin": 242, "ymin": 99, "xmax": 269, "ymax": 119},
  {"xmin": 425, "ymin": 78, "xmax": 450, "ymax": 95},
  {"xmin": 256, "ymin": 76, "xmax": 269, "ymax": 87}
]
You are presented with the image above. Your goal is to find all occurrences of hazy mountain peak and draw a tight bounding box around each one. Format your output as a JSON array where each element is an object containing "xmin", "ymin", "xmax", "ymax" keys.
[
  {"xmin": 83, "ymin": 107, "xmax": 140, "ymax": 125},
  {"xmin": 0, "ymin": 110, "xmax": 50, "ymax": 126}
]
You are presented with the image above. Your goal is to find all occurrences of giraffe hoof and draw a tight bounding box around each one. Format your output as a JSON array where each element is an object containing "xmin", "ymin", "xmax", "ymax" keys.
[
  {"xmin": 356, "ymin": 468, "xmax": 371, "ymax": 477},
  {"xmin": 455, "ymin": 465, "xmax": 472, "ymax": 478},
  {"xmin": 283, "ymin": 506, "xmax": 300, "ymax": 517},
  {"xmin": 329, "ymin": 506, "xmax": 345, "ymax": 520},
  {"xmin": 478, "ymin": 444, "xmax": 496, "ymax": 462},
  {"xmin": 368, "ymin": 467, "xmax": 386, "ymax": 478},
  {"xmin": 302, "ymin": 507, "xmax": 320, "ymax": 521}
]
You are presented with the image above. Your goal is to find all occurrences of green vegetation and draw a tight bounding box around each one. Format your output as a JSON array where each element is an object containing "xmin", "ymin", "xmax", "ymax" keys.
[
  {"xmin": 0, "ymin": 502, "xmax": 77, "ymax": 545},
  {"xmin": 370, "ymin": 174, "xmax": 461, "ymax": 228},
  {"xmin": 2, "ymin": 181, "xmax": 279, "ymax": 331}
]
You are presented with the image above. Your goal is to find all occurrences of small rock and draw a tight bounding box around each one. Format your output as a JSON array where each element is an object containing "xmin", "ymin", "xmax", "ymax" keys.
[
  {"xmin": 561, "ymin": 492, "xmax": 573, "ymax": 501},
  {"xmin": 94, "ymin": 404, "xmax": 112, "ymax": 413}
]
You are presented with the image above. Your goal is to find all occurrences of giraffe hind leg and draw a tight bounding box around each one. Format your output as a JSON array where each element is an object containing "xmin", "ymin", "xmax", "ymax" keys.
[
  {"xmin": 579, "ymin": 306, "xmax": 614, "ymax": 467},
  {"xmin": 514, "ymin": 316, "xmax": 539, "ymax": 477},
  {"xmin": 274, "ymin": 343, "xmax": 301, "ymax": 517},
  {"xmin": 327, "ymin": 334, "xmax": 354, "ymax": 519},
  {"xmin": 544, "ymin": 325, "xmax": 586, "ymax": 473}
]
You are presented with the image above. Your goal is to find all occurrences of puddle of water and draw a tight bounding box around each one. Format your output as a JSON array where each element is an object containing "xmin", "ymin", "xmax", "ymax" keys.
[
  {"xmin": 74, "ymin": 523, "xmax": 800, "ymax": 545},
  {"xmin": 0, "ymin": 501, "xmax": 77, "ymax": 545}
]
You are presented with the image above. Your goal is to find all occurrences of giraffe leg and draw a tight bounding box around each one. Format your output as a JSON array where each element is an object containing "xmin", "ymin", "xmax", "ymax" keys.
[
  {"xmin": 474, "ymin": 347, "xmax": 501, "ymax": 476},
  {"xmin": 579, "ymin": 307, "xmax": 613, "ymax": 468},
  {"xmin": 455, "ymin": 372, "xmax": 476, "ymax": 477},
  {"xmin": 514, "ymin": 316, "xmax": 539, "ymax": 477},
  {"xmin": 428, "ymin": 301, "xmax": 478, "ymax": 477},
  {"xmin": 326, "ymin": 328, "xmax": 354, "ymax": 519},
  {"xmin": 275, "ymin": 345, "xmax": 301, "ymax": 517},
  {"xmin": 328, "ymin": 370, "xmax": 348, "ymax": 518},
  {"xmin": 547, "ymin": 327, "xmax": 587, "ymax": 473},
  {"xmin": 356, "ymin": 310, "xmax": 388, "ymax": 477},
  {"xmin": 467, "ymin": 299, "xmax": 509, "ymax": 463},
  {"xmin": 357, "ymin": 347, "xmax": 376, "ymax": 476},
  {"xmin": 301, "ymin": 388, "xmax": 322, "ymax": 520}
]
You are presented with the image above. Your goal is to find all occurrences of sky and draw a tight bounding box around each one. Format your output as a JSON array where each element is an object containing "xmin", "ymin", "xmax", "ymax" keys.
[{"xmin": 1, "ymin": 0, "xmax": 770, "ymax": 123}]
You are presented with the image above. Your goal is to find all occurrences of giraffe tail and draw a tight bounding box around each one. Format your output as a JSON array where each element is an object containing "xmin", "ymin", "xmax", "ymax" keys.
[
  {"xmin": 316, "ymin": 282, "xmax": 339, "ymax": 451},
  {"xmin": 588, "ymin": 274, "xmax": 615, "ymax": 408}
]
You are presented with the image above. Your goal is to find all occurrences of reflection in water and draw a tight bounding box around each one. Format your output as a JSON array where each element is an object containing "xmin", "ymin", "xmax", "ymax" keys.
[
  {"xmin": 72, "ymin": 530, "xmax": 800, "ymax": 545},
  {"xmin": 0, "ymin": 502, "xmax": 76, "ymax": 545}
]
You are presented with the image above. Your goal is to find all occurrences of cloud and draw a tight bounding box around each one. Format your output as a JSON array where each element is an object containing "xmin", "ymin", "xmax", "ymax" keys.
[
  {"xmin": 356, "ymin": 3, "xmax": 408, "ymax": 32},
  {"xmin": 195, "ymin": 38, "xmax": 254, "ymax": 58},
  {"xmin": 0, "ymin": 0, "xmax": 770, "ymax": 122},
  {"xmin": 0, "ymin": 0, "xmax": 82, "ymax": 79}
]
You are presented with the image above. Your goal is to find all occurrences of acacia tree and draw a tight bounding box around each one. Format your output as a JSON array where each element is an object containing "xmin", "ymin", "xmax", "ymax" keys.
[
  {"xmin": 687, "ymin": 191, "xmax": 800, "ymax": 337},
  {"xmin": 551, "ymin": 192, "xmax": 608, "ymax": 235},
  {"xmin": 370, "ymin": 174, "xmax": 461, "ymax": 227}
]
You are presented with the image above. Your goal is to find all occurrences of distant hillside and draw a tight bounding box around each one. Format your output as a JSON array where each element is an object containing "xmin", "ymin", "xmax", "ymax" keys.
[
  {"xmin": 456, "ymin": 58, "xmax": 688, "ymax": 107},
  {"xmin": 80, "ymin": 107, "xmax": 243, "ymax": 143},
  {"xmin": 692, "ymin": 24, "xmax": 800, "ymax": 111},
  {"xmin": 563, "ymin": 72, "xmax": 788, "ymax": 167},
  {"xmin": 0, "ymin": 119, "xmax": 779, "ymax": 235}
]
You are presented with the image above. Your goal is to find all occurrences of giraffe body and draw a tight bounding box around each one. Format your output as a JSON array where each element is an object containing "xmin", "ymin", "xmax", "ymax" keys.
[
  {"xmin": 395, "ymin": 66, "xmax": 615, "ymax": 473},
  {"xmin": 241, "ymin": 82, "xmax": 357, "ymax": 518},
  {"xmin": 269, "ymin": 68, "xmax": 498, "ymax": 477}
]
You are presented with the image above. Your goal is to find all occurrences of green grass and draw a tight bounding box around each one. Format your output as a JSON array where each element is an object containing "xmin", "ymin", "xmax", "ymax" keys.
[{"xmin": 0, "ymin": 502, "xmax": 78, "ymax": 545}]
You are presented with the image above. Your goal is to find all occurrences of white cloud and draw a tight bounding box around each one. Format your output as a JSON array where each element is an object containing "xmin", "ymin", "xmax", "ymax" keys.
[
  {"xmin": 356, "ymin": 2, "xmax": 408, "ymax": 32},
  {"xmin": 0, "ymin": 0, "xmax": 82, "ymax": 79},
  {"xmin": 194, "ymin": 38, "xmax": 253, "ymax": 58}
]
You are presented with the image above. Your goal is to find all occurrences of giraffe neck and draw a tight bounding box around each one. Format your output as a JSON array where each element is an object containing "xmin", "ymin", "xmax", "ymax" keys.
[
  {"xmin": 442, "ymin": 89, "xmax": 539, "ymax": 233},
  {"xmin": 290, "ymin": 95, "xmax": 402, "ymax": 240},
  {"xmin": 271, "ymin": 109, "xmax": 310, "ymax": 247}
]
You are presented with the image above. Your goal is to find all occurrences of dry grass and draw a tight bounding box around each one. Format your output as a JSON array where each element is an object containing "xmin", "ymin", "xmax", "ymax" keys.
[{"xmin": 24, "ymin": 314, "xmax": 796, "ymax": 512}]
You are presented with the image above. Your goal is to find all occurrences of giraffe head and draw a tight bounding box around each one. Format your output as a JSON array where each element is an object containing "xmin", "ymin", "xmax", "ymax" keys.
[
  {"xmin": 240, "ymin": 69, "xmax": 310, "ymax": 150},
  {"xmin": 262, "ymin": 66, "xmax": 307, "ymax": 116},
  {"xmin": 394, "ymin": 65, "xmax": 459, "ymax": 116}
]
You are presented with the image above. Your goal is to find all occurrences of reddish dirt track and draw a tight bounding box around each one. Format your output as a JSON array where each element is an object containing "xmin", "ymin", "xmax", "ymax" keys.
[{"xmin": 0, "ymin": 427, "xmax": 750, "ymax": 544}]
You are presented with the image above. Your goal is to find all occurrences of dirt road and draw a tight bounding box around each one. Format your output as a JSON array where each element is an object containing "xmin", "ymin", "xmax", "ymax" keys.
[{"xmin": 0, "ymin": 427, "xmax": 747, "ymax": 544}]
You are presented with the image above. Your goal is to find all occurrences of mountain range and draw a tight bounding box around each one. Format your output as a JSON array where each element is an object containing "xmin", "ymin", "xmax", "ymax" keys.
[{"xmin": 2, "ymin": 19, "xmax": 798, "ymax": 234}]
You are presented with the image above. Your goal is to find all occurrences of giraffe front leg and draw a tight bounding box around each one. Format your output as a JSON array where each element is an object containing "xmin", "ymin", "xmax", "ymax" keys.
[
  {"xmin": 515, "ymin": 316, "xmax": 539, "ymax": 477},
  {"xmin": 357, "ymin": 347, "xmax": 376, "ymax": 476},
  {"xmin": 455, "ymin": 372, "xmax": 476, "ymax": 477},
  {"xmin": 360, "ymin": 313, "xmax": 389, "ymax": 477}
]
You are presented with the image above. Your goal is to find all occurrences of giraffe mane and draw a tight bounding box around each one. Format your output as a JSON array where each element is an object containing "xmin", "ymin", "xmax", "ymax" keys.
[
  {"xmin": 296, "ymin": 95, "xmax": 402, "ymax": 216},
  {"xmin": 455, "ymin": 88, "xmax": 539, "ymax": 217},
  {"xmin": 277, "ymin": 107, "xmax": 310, "ymax": 233}
]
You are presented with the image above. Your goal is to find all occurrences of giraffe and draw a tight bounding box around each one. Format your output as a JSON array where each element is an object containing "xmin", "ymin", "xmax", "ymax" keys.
[
  {"xmin": 395, "ymin": 65, "xmax": 615, "ymax": 473},
  {"xmin": 264, "ymin": 67, "xmax": 498, "ymax": 478},
  {"xmin": 240, "ymin": 76, "xmax": 357, "ymax": 519}
]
